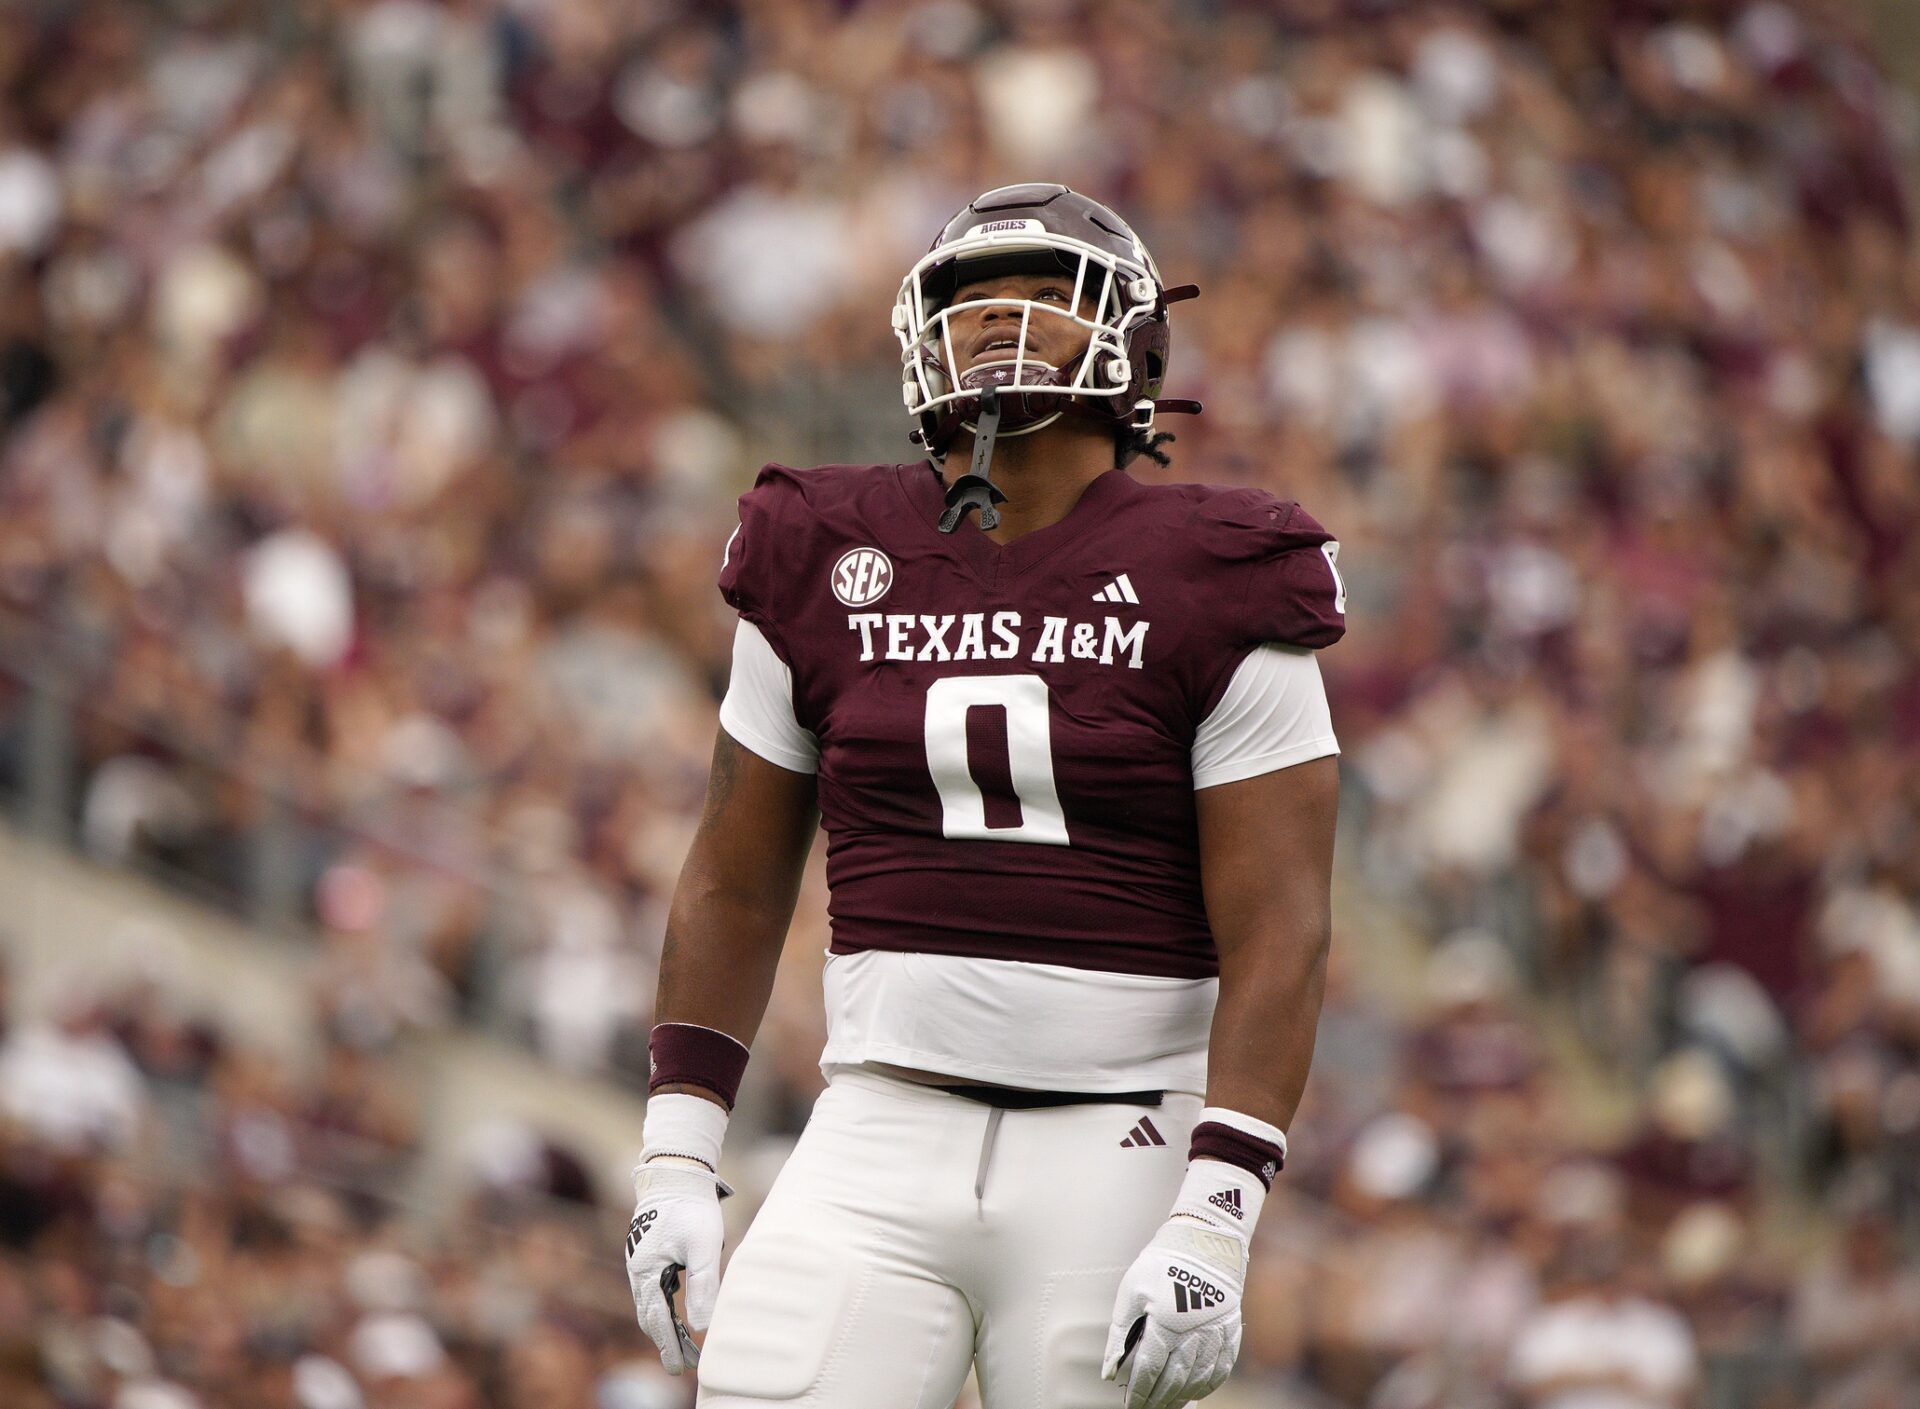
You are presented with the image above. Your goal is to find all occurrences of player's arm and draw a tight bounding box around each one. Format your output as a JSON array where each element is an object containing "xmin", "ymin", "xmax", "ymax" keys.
[
  {"xmin": 1106, "ymin": 503, "xmax": 1342, "ymax": 1407},
  {"xmin": 670, "ymin": 471, "xmax": 825, "ymax": 1094},
  {"xmin": 653, "ymin": 726, "xmax": 818, "ymax": 1092},
  {"xmin": 625, "ymin": 619, "xmax": 819, "ymax": 1373},
  {"xmin": 1187, "ymin": 499, "xmax": 1345, "ymax": 1152},
  {"xmin": 1103, "ymin": 755, "xmax": 1338, "ymax": 1408},
  {"xmin": 1194, "ymin": 752, "xmax": 1338, "ymax": 1132},
  {"xmin": 649, "ymin": 612, "xmax": 821, "ymax": 1111}
]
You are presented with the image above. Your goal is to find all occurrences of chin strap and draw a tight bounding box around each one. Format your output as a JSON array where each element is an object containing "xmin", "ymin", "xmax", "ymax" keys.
[{"xmin": 939, "ymin": 385, "xmax": 1011, "ymax": 533}]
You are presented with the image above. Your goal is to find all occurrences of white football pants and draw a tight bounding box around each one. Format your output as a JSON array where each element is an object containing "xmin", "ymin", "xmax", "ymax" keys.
[{"xmin": 695, "ymin": 1065, "xmax": 1199, "ymax": 1408}]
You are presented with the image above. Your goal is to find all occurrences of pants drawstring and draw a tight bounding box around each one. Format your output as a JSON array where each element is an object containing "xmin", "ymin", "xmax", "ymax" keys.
[{"xmin": 974, "ymin": 1106, "xmax": 1005, "ymax": 1216}]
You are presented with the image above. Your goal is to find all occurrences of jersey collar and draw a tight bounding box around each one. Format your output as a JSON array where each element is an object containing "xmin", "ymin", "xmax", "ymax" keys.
[{"xmin": 894, "ymin": 462, "xmax": 1138, "ymax": 585}]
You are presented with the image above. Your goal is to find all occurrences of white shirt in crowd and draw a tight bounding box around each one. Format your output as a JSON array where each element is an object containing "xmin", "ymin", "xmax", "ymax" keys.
[{"xmin": 1507, "ymin": 1293, "xmax": 1700, "ymax": 1409}]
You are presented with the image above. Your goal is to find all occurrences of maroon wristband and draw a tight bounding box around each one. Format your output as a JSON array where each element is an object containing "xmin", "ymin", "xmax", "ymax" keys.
[
  {"xmin": 648, "ymin": 1023, "xmax": 751, "ymax": 1110},
  {"xmin": 1189, "ymin": 1121, "xmax": 1285, "ymax": 1189}
]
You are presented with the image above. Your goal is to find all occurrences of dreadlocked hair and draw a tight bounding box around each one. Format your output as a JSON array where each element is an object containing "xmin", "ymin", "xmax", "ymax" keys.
[{"xmin": 1114, "ymin": 428, "xmax": 1176, "ymax": 470}]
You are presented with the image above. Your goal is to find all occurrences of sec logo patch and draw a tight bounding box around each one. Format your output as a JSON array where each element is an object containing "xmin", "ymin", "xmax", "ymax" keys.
[{"xmin": 832, "ymin": 547, "xmax": 893, "ymax": 607}]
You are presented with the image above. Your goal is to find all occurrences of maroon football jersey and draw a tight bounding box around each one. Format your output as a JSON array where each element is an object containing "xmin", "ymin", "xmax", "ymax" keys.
[{"xmin": 719, "ymin": 461, "xmax": 1344, "ymax": 980}]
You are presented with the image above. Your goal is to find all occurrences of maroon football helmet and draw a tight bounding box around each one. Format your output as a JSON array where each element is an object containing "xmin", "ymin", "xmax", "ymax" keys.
[{"xmin": 893, "ymin": 184, "xmax": 1200, "ymax": 528}]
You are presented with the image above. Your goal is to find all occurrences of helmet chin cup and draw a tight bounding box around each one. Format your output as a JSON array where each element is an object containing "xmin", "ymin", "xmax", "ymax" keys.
[
  {"xmin": 956, "ymin": 361, "xmax": 1065, "ymax": 436},
  {"xmin": 958, "ymin": 359, "xmax": 1057, "ymax": 390}
]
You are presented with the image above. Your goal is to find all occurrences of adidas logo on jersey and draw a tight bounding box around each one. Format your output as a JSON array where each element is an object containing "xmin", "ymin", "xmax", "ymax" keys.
[
  {"xmin": 1168, "ymin": 1267, "xmax": 1228, "ymax": 1313},
  {"xmin": 1092, "ymin": 574, "xmax": 1140, "ymax": 604},
  {"xmin": 1119, "ymin": 1116, "xmax": 1167, "ymax": 1148},
  {"xmin": 1207, "ymin": 1187, "xmax": 1244, "ymax": 1218}
]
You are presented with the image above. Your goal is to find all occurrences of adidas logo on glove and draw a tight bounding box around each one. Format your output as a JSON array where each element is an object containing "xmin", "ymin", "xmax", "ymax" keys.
[
  {"xmin": 1207, "ymin": 1187, "xmax": 1244, "ymax": 1218},
  {"xmin": 625, "ymin": 1209, "xmax": 657, "ymax": 1257},
  {"xmin": 1167, "ymin": 1266, "xmax": 1228, "ymax": 1313}
]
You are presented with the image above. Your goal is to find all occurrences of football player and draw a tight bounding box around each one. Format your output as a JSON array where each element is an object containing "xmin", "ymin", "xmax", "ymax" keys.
[{"xmin": 625, "ymin": 183, "xmax": 1345, "ymax": 1408}]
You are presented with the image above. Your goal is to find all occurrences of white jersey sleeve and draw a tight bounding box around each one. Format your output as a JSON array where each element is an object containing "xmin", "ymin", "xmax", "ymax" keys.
[
  {"xmin": 1190, "ymin": 643, "xmax": 1338, "ymax": 789},
  {"xmin": 718, "ymin": 618, "xmax": 820, "ymax": 774}
]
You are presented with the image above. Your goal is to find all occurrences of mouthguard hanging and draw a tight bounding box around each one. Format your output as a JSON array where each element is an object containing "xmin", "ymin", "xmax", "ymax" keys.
[{"xmin": 939, "ymin": 384, "xmax": 1011, "ymax": 533}]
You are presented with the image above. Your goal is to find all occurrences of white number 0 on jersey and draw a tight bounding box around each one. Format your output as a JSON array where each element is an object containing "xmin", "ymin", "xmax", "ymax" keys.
[{"xmin": 923, "ymin": 675, "xmax": 1070, "ymax": 846}]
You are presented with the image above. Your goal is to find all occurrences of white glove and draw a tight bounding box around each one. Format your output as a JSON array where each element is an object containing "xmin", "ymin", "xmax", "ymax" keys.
[
  {"xmin": 1101, "ymin": 1160, "xmax": 1265, "ymax": 1408},
  {"xmin": 624, "ymin": 1094, "xmax": 731, "ymax": 1374}
]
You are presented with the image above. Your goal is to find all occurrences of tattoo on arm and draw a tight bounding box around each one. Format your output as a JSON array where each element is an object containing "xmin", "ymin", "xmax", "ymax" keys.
[
  {"xmin": 700, "ymin": 731, "xmax": 742, "ymax": 825},
  {"xmin": 656, "ymin": 729, "xmax": 812, "ymax": 1029},
  {"xmin": 659, "ymin": 734, "xmax": 743, "ymax": 1007}
]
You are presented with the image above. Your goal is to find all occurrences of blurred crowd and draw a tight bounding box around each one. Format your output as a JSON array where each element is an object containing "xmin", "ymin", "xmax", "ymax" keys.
[
  {"xmin": 0, "ymin": 951, "xmax": 692, "ymax": 1409},
  {"xmin": 0, "ymin": 0, "xmax": 1918, "ymax": 1406}
]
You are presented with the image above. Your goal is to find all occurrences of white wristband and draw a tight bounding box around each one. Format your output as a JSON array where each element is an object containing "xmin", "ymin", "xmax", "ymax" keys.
[{"xmin": 639, "ymin": 1092, "xmax": 730, "ymax": 1174}]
